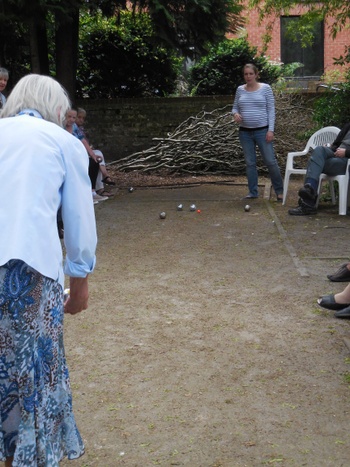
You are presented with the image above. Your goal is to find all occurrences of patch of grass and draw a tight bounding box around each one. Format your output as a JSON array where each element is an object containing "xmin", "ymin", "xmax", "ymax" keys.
[
  {"xmin": 343, "ymin": 372, "xmax": 350, "ymax": 385},
  {"xmin": 262, "ymin": 457, "xmax": 285, "ymax": 465}
]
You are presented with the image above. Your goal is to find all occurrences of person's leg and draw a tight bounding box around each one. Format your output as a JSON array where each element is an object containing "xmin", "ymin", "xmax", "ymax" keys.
[
  {"xmin": 88, "ymin": 158, "xmax": 100, "ymax": 190},
  {"xmin": 93, "ymin": 150, "xmax": 115, "ymax": 186},
  {"xmin": 254, "ymin": 128, "xmax": 283, "ymax": 197},
  {"xmin": 305, "ymin": 146, "xmax": 344, "ymax": 185},
  {"xmin": 335, "ymin": 283, "xmax": 350, "ymax": 304},
  {"xmin": 289, "ymin": 146, "xmax": 347, "ymax": 215},
  {"xmin": 89, "ymin": 158, "xmax": 108, "ymax": 201},
  {"xmin": 300, "ymin": 150, "xmax": 348, "ymax": 203},
  {"xmin": 239, "ymin": 130, "xmax": 259, "ymax": 197},
  {"xmin": 57, "ymin": 207, "xmax": 64, "ymax": 239},
  {"xmin": 95, "ymin": 171, "xmax": 104, "ymax": 191},
  {"xmin": 5, "ymin": 457, "xmax": 13, "ymax": 467},
  {"xmin": 94, "ymin": 150, "xmax": 108, "ymax": 178}
]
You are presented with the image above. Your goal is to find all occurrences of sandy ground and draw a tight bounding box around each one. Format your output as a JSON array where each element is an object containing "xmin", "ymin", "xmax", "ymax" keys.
[{"xmin": 60, "ymin": 176, "xmax": 350, "ymax": 467}]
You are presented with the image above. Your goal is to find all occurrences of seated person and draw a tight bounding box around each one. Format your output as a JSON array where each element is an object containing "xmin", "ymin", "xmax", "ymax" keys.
[
  {"xmin": 65, "ymin": 108, "xmax": 108, "ymax": 203},
  {"xmin": 318, "ymin": 282, "xmax": 350, "ymax": 319},
  {"xmin": 288, "ymin": 122, "xmax": 350, "ymax": 216},
  {"xmin": 76, "ymin": 107, "xmax": 115, "ymax": 197},
  {"xmin": 0, "ymin": 67, "xmax": 9, "ymax": 109}
]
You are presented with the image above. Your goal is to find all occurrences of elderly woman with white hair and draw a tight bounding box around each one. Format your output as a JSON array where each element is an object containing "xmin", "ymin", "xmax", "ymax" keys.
[
  {"xmin": 0, "ymin": 74, "xmax": 97, "ymax": 466},
  {"xmin": 0, "ymin": 67, "xmax": 9, "ymax": 108}
]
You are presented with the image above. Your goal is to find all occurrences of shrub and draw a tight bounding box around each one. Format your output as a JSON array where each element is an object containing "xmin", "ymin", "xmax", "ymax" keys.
[
  {"xmin": 188, "ymin": 38, "xmax": 281, "ymax": 96},
  {"xmin": 77, "ymin": 11, "xmax": 182, "ymax": 98},
  {"xmin": 312, "ymin": 69, "xmax": 350, "ymax": 128}
]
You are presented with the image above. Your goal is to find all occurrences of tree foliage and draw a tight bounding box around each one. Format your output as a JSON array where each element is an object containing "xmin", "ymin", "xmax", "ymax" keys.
[
  {"xmin": 248, "ymin": 0, "xmax": 350, "ymax": 54},
  {"xmin": 311, "ymin": 71, "xmax": 350, "ymax": 128},
  {"xmin": 188, "ymin": 38, "xmax": 281, "ymax": 96},
  {"xmin": 128, "ymin": 0, "xmax": 244, "ymax": 58},
  {"xmin": 0, "ymin": 0, "xmax": 244, "ymax": 98},
  {"xmin": 77, "ymin": 11, "xmax": 182, "ymax": 98}
]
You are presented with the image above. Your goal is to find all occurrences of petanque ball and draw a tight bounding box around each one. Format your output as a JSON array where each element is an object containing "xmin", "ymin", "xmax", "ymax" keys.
[{"xmin": 244, "ymin": 205, "xmax": 251, "ymax": 212}]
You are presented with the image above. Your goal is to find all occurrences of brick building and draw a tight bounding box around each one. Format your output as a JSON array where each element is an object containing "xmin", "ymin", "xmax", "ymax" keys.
[{"xmin": 231, "ymin": 2, "xmax": 350, "ymax": 81}]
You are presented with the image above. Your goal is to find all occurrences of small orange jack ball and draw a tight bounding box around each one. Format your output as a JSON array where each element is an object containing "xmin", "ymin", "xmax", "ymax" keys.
[{"xmin": 197, "ymin": 209, "xmax": 201, "ymax": 213}]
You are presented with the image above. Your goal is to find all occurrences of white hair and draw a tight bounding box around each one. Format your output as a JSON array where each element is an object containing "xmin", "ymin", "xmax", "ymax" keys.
[
  {"xmin": 0, "ymin": 67, "xmax": 9, "ymax": 79},
  {"xmin": 1, "ymin": 74, "xmax": 71, "ymax": 126}
]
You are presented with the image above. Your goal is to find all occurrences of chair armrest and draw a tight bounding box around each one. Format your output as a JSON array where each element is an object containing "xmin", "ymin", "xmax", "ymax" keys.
[{"xmin": 287, "ymin": 150, "xmax": 308, "ymax": 157}]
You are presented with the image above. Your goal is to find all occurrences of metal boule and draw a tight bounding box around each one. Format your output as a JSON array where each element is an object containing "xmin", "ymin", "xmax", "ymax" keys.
[
  {"xmin": 159, "ymin": 212, "xmax": 166, "ymax": 219},
  {"xmin": 190, "ymin": 204, "xmax": 196, "ymax": 211},
  {"xmin": 244, "ymin": 205, "xmax": 251, "ymax": 212},
  {"xmin": 128, "ymin": 187, "xmax": 134, "ymax": 192},
  {"xmin": 63, "ymin": 288, "xmax": 70, "ymax": 301},
  {"xmin": 177, "ymin": 204, "xmax": 183, "ymax": 211}
]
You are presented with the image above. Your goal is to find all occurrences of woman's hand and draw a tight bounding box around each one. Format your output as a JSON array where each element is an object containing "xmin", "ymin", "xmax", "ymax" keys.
[
  {"xmin": 90, "ymin": 152, "xmax": 99, "ymax": 163},
  {"xmin": 64, "ymin": 276, "xmax": 89, "ymax": 315},
  {"xmin": 266, "ymin": 131, "xmax": 274, "ymax": 143},
  {"xmin": 233, "ymin": 112, "xmax": 242, "ymax": 124}
]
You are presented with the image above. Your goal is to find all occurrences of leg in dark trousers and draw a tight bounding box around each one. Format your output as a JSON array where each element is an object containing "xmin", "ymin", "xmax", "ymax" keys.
[
  {"xmin": 57, "ymin": 207, "xmax": 64, "ymax": 239},
  {"xmin": 88, "ymin": 157, "xmax": 100, "ymax": 190}
]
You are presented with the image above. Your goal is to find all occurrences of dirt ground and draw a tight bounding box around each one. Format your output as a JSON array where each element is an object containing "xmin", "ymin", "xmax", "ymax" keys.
[{"xmin": 61, "ymin": 174, "xmax": 350, "ymax": 467}]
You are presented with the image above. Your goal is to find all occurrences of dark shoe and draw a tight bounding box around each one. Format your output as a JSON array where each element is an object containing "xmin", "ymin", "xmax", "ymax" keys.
[
  {"xmin": 276, "ymin": 195, "xmax": 283, "ymax": 202},
  {"xmin": 317, "ymin": 294, "xmax": 349, "ymax": 311},
  {"xmin": 288, "ymin": 200, "xmax": 317, "ymax": 216},
  {"xmin": 334, "ymin": 305, "xmax": 350, "ymax": 319},
  {"xmin": 298, "ymin": 183, "xmax": 317, "ymax": 203},
  {"xmin": 327, "ymin": 263, "xmax": 350, "ymax": 282},
  {"xmin": 243, "ymin": 194, "xmax": 258, "ymax": 199}
]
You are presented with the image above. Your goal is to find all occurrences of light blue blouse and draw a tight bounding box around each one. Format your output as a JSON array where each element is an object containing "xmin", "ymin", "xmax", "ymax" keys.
[{"xmin": 0, "ymin": 113, "xmax": 97, "ymax": 287}]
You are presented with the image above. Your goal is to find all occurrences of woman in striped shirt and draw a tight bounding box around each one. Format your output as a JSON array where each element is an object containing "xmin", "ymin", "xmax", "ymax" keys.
[{"xmin": 232, "ymin": 63, "xmax": 283, "ymax": 201}]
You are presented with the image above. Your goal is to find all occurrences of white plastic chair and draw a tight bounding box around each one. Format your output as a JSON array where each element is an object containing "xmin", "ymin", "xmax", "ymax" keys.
[
  {"xmin": 316, "ymin": 158, "xmax": 350, "ymax": 215},
  {"xmin": 282, "ymin": 126, "xmax": 341, "ymax": 205}
]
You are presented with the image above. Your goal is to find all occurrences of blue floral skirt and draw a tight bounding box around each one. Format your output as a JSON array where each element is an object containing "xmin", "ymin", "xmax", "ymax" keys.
[{"xmin": 0, "ymin": 260, "xmax": 84, "ymax": 466}]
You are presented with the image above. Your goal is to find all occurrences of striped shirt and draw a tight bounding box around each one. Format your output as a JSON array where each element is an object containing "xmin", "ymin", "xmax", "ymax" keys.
[{"xmin": 232, "ymin": 83, "xmax": 275, "ymax": 132}]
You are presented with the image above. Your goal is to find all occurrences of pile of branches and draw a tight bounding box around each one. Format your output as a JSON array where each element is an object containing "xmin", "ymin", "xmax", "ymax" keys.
[{"xmin": 110, "ymin": 92, "xmax": 314, "ymax": 176}]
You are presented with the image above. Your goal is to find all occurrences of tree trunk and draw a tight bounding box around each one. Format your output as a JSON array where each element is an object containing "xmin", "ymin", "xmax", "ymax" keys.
[
  {"xmin": 28, "ymin": 13, "xmax": 50, "ymax": 75},
  {"xmin": 55, "ymin": 9, "xmax": 79, "ymax": 101}
]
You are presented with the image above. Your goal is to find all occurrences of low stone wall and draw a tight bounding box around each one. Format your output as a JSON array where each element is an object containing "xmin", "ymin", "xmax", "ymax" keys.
[{"xmin": 76, "ymin": 96, "xmax": 234, "ymax": 162}]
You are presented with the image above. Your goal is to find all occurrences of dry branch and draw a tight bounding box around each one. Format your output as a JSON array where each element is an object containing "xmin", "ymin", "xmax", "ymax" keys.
[{"xmin": 110, "ymin": 93, "xmax": 314, "ymax": 175}]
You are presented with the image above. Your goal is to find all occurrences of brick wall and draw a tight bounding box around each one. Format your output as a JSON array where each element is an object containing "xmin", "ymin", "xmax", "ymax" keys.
[
  {"xmin": 76, "ymin": 96, "xmax": 234, "ymax": 162},
  {"xmin": 230, "ymin": 2, "xmax": 349, "ymax": 76}
]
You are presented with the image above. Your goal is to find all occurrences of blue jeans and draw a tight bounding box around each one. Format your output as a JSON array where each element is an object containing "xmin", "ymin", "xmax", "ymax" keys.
[
  {"xmin": 239, "ymin": 128, "xmax": 283, "ymax": 197},
  {"xmin": 307, "ymin": 146, "xmax": 348, "ymax": 182}
]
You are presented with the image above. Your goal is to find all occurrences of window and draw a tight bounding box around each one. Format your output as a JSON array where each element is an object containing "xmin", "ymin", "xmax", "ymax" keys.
[{"xmin": 280, "ymin": 16, "xmax": 324, "ymax": 77}]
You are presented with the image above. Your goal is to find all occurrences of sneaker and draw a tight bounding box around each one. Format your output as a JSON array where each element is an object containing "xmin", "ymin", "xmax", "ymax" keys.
[
  {"xmin": 93, "ymin": 193, "xmax": 108, "ymax": 202},
  {"xmin": 298, "ymin": 183, "xmax": 317, "ymax": 203},
  {"xmin": 93, "ymin": 200, "xmax": 99, "ymax": 205},
  {"xmin": 288, "ymin": 199, "xmax": 317, "ymax": 216}
]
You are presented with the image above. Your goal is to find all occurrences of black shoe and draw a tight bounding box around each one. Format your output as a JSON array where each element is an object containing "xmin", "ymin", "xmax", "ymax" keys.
[
  {"xmin": 317, "ymin": 294, "xmax": 349, "ymax": 311},
  {"xmin": 334, "ymin": 305, "xmax": 350, "ymax": 319},
  {"xmin": 327, "ymin": 263, "xmax": 350, "ymax": 282},
  {"xmin": 298, "ymin": 183, "xmax": 317, "ymax": 203},
  {"xmin": 288, "ymin": 199, "xmax": 317, "ymax": 216}
]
